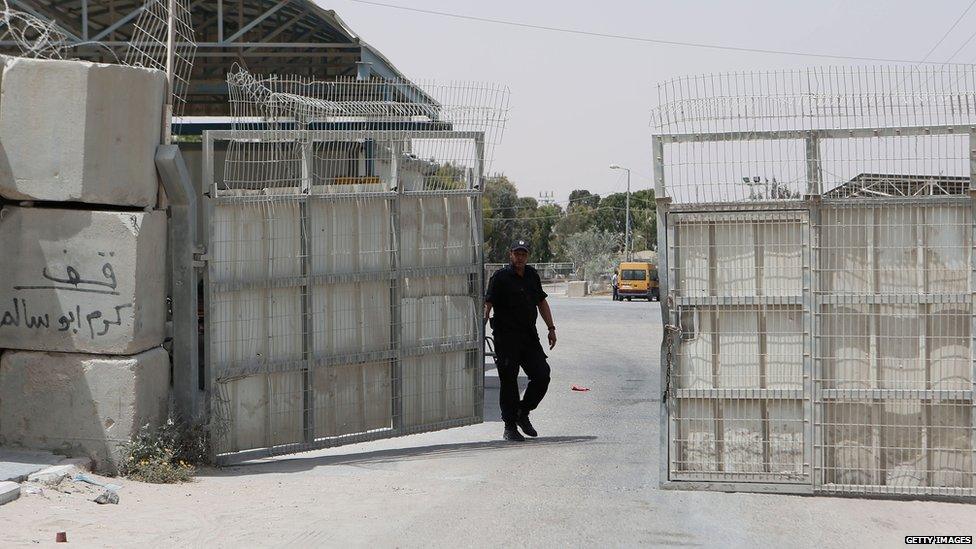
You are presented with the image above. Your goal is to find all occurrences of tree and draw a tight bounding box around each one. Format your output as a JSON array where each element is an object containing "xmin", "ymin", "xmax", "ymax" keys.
[
  {"xmin": 483, "ymin": 175, "xmax": 520, "ymax": 262},
  {"xmin": 568, "ymin": 189, "xmax": 600, "ymax": 209},
  {"xmin": 562, "ymin": 228, "xmax": 622, "ymax": 282}
]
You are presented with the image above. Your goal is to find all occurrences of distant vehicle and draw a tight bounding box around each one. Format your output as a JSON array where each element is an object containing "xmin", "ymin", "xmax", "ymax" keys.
[{"xmin": 613, "ymin": 261, "xmax": 659, "ymax": 301}]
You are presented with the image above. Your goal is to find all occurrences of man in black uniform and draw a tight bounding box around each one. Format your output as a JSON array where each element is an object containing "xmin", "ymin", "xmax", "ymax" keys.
[{"xmin": 484, "ymin": 239, "xmax": 557, "ymax": 442}]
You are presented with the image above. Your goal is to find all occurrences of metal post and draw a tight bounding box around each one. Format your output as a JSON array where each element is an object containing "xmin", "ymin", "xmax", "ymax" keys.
[
  {"xmin": 805, "ymin": 133, "xmax": 822, "ymax": 491},
  {"xmin": 474, "ymin": 135, "xmax": 486, "ymax": 422},
  {"xmin": 163, "ymin": 0, "xmax": 176, "ymax": 145},
  {"xmin": 154, "ymin": 145, "xmax": 199, "ymax": 421},
  {"xmin": 390, "ymin": 141, "xmax": 403, "ymax": 431},
  {"xmin": 610, "ymin": 164, "xmax": 633, "ymax": 260},
  {"xmin": 969, "ymin": 129, "xmax": 976, "ymax": 494},
  {"xmin": 300, "ymin": 138, "xmax": 314, "ymax": 444},
  {"xmin": 625, "ymin": 167, "xmax": 632, "ymax": 261},
  {"xmin": 652, "ymin": 136, "xmax": 672, "ymax": 487}
]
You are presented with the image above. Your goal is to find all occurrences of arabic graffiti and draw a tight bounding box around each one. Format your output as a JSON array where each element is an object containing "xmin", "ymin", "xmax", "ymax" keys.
[
  {"xmin": 0, "ymin": 253, "xmax": 134, "ymax": 340},
  {"xmin": 14, "ymin": 256, "xmax": 119, "ymax": 296}
]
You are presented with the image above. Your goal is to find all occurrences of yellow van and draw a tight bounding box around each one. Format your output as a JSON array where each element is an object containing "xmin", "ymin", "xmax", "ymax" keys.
[{"xmin": 614, "ymin": 262, "xmax": 659, "ymax": 301}]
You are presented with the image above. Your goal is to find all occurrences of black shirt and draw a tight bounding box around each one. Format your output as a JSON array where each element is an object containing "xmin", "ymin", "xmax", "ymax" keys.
[{"xmin": 485, "ymin": 264, "xmax": 548, "ymax": 338}]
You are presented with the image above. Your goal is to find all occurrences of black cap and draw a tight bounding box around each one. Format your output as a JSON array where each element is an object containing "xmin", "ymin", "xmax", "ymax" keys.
[{"xmin": 510, "ymin": 239, "xmax": 530, "ymax": 252}]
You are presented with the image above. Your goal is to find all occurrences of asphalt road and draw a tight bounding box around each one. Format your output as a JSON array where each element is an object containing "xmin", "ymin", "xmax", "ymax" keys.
[{"xmin": 2, "ymin": 295, "xmax": 972, "ymax": 547}]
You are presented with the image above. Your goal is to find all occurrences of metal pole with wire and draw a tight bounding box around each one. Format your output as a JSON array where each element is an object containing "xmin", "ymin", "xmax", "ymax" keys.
[{"xmin": 610, "ymin": 164, "xmax": 632, "ymax": 260}]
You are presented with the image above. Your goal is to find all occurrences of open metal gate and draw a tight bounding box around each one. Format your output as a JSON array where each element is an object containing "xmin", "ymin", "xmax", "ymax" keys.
[
  {"xmin": 200, "ymin": 129, "xmax": 486, "ymax": 464},
  {"xmin": 656, "ymin": 67, "xmax": 976, "ymax": 499}
]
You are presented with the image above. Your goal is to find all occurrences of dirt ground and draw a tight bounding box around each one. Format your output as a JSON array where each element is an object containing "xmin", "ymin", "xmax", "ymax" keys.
[{"xmin": 1, "ymin": 296, "xmax": 973, "ymax": 547}]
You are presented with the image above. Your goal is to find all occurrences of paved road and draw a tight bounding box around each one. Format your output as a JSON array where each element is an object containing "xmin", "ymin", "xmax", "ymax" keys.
[{"xmin": 2, "ymin": 296, "xmax": 973, "ymax": 547}]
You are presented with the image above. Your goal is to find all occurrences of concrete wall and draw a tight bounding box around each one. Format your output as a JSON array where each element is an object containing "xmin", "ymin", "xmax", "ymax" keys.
[
  {"xmin": 0, "ymin": 347, "xmax": 170, "ymax": 473},
  {"xmin": 0, "ymin": 56, "xmax": 165, "ymax": 207},
  {"xmin": 0, "ymin": 206, "xmax": 167, "ymax": 355}
]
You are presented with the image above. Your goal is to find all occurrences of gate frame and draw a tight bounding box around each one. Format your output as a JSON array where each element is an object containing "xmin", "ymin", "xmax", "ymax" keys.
[
  {"xmin": 201, "ymin": 128, "xmax": 487, "ymax": 465},
  {"xmin": 656, "ymin": 124, "xmax": 976, "ymax": 500}
]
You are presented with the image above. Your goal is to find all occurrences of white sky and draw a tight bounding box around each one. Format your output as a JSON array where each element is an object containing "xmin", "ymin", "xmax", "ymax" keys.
[{"xmin": 330, "ymin": 0, "xmax": 975, "ymax": 202}]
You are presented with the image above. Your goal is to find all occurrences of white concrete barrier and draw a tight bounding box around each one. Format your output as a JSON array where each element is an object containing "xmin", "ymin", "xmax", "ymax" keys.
[
  {"xmin": 0, "ymin": 347, "xmax": 170, "ymax": 473},
  {"xmin": 0, "ymin": 206, "xmax": 166, "ymax": 354},
  {"xmin": 0, "ymin": 56, "xmax": 165, "ymax": 207},
  {"xmin": 567, "ymin": 281, "xmax": 588, "ymax": 297}
]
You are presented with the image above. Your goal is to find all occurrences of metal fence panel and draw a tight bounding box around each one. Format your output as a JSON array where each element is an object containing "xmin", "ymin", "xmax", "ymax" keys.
[
  {"xmin": 203, "ymin": 131, "xmax": 486, "ymax": 464},
  {"xmin": 656, "ymin": 67, "xmax": 976, "ymax": 500}
]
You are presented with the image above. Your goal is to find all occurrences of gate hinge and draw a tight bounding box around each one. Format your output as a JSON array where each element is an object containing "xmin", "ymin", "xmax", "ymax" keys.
[{"xmin": 193, "ymin": 246, "xmax": 209, "ymax": 269}]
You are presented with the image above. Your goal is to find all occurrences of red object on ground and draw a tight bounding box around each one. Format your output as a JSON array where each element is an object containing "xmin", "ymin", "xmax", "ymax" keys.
[
  {"xmin": 56, "ymin": 532, "xmax": 67, "ymax": 543},
  {"xmin": 571, "ymin": 384, "xmax": 590, "ymax": 392}
]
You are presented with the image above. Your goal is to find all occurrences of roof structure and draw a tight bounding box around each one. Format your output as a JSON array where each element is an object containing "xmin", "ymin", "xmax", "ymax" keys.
[
  {"xmin": 0, "ymin": 0, "xmax": 413, "ymax": 115},
  {"xmin": 823, "ymin": 173, "xmax": 970, "ymax": 198}
]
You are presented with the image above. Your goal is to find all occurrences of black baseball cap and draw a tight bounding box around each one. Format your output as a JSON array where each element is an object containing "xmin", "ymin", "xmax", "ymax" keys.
[{"xmin": 510, "ymin": 239, "xmax": 530, "ymax": 252}]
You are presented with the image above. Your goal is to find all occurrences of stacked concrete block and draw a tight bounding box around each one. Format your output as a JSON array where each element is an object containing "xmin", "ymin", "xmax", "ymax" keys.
[
  {"xmin": 0, "ymin": 206, "xmax": 166, "ymax": 354},
  {"xmin": 0, "ymin": 56, "xmax": 166, "ymax": 207},
  {"xmin": 0, "ymin": 348, "xmax": 169, "ymax": 473},
  {"xmin": 0, "ymin": 57, "xmax": 170, "ymax": 473}
]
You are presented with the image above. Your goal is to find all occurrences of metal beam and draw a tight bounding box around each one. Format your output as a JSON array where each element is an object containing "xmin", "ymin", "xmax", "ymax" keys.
[
  {"xmin": 658, "ymin": 125, "xmax": 968, "ymax": 144},
  {"xmin": 222, "ymin": 0, "xmax": 292, "ymax": 44},
  {"xmin": 81, "ymin": 0, "xmax": 89, "ymax": 40},
  {"xmin": 91, "ymin": 4, "xmax": 145, "ymax": 41},
  {"xmin": 246, "ymin": 8, "xmax": 307, "ymax": 51}
]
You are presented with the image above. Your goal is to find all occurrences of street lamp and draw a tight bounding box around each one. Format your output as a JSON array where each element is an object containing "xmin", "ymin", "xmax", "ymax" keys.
[{"xmin": 609, "ymin": 164, "xmax": 631, "ymax": 261}]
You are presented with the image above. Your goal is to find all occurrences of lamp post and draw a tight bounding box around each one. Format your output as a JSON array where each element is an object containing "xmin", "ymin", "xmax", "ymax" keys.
[{"xmin": 609, "ymin": 164, "xmax": 631, "ymax": 261}]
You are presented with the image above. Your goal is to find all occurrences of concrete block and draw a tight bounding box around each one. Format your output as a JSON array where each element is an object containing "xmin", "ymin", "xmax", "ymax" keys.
[
  {"xmin": 0, "ymin": 481, "xmax": 20, "ymax": 506},
  {"xmin": 0, "ymin": 56, "xmax": 165, "ymax": 207},
  {"xmin": 0, "ymin": 206, "xmax": 166, "ymax": 355},
  {"xmin": 0, "ymin": 347, "xmax": 170, "ymax": 474},
  {"xmin": 566, "ymin": 281, "xmax": 588, "ymax": 297},
  {"xmin": 0, "ymin": 447, "xmax": 65, "ymax": 482},
  {"xmin": 26, "ymin": 464, "xmax": 77, "ymax": 484}
]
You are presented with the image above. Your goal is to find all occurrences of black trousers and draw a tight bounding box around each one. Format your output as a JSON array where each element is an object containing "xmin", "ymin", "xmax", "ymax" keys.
[{"xmin": 494, "ymin": 334, "xmax": 551, "ymax": 426}]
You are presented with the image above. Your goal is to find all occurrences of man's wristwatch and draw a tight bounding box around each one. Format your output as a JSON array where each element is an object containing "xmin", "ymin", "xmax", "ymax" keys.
[{"xmin": 547, "ymin": 326, "xmax": 556, "ymax": 331}]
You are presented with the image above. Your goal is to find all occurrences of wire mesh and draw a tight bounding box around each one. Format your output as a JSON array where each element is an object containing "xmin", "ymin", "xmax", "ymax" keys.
[
  {"xmin": 654, "ymin": 66, "xmax": 976, "ymax": 204},
  {"xmin": 816, "ymin": 202, "xmax": 973, "ymax": 495},
  {"xmin": 653, "ymin": 65, "xmax": 976, "ymax": 134},
  {"xmin": 124, "ymin": 0, "xmax": 197, "ymax": 120},
  {"xmin": 669, "ymin": 212, "xmax": 807, "ymax": 483},
  {"xmin": 224, "ymin": 67, "xmax": 509, "ymax": 194}
]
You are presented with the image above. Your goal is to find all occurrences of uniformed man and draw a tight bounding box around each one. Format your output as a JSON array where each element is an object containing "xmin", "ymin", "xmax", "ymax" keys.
[{"xmin": 484, "ymin": 239, "xmax": 556, "ymax": 442}]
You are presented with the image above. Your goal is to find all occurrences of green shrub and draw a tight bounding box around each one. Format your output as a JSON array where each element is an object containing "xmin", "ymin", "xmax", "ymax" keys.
[{"xmin": 118, "ymin": 418, "xmax": 209, "ymax": 483}]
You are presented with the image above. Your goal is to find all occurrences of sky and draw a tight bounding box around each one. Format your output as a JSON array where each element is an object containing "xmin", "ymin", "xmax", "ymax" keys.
[{"xmin": 328, "ymin": 0, "xmax": 976, "ymax": 203}]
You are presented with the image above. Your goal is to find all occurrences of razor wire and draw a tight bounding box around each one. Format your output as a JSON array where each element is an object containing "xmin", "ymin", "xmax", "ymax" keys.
[
  {"xmin": 0, "ymin": 0, "xmax": 68, "ymax": 59},
  {"xmin": 1, "ymin": 0, "xmax": 196, "ymax": 118}
]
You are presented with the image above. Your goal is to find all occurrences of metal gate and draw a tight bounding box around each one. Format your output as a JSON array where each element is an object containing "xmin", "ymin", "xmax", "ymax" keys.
[
  {"xmin": 201, "ymin": 129, "xmax": 486, "ymax": 463},
  {"xmin": 656, "ymin": 67, "xmax": 976, "ymax": 499}
]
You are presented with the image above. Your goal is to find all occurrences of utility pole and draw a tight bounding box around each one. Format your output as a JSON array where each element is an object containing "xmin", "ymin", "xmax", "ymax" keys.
[{"xmin": 609, "ymin": 164, "xmax": 632, "ymax": 260}]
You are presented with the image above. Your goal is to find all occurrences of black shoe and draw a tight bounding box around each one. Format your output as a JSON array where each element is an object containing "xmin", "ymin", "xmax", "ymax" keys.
[
  {"xmin": 517, "ymin": 412, "xmax": 538, "ymax": 437},
  {"xmin": 503, "ymin": 427, "xmax": 525, "ymax": 442}
]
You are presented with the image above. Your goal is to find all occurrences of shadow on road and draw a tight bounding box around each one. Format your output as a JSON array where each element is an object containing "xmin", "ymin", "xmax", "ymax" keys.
[{"xmin": 203, "ymin": 436, "xmax": 598, "ymax": 477}]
